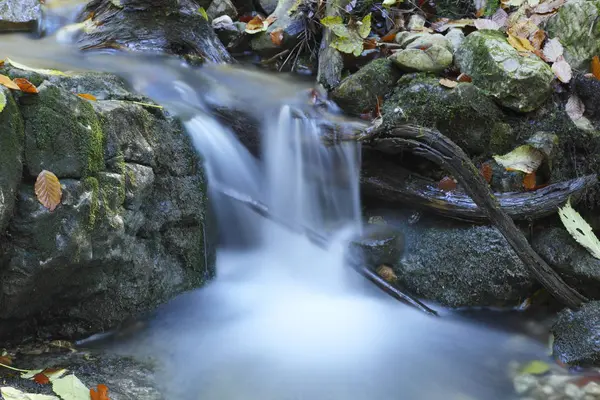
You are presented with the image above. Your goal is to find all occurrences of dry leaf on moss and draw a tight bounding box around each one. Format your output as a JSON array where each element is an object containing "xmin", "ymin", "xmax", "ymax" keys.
[{"xmin": 34, "ymin": 170, "xmax": 62, "ymax": 212}]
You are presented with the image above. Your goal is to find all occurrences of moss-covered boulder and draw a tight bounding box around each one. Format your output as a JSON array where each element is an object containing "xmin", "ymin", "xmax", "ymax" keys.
[
  {"xmin": 0, "ymin": 87, "xmax": 24, "ymax": 233},
  {"xmin": 331, "ymin": 58, "xmax": 402, "ymax": 116},
  {"xmin": 545, "ymin": 0, "xmax": 600, "ymax": 70},
  {"xmin": 455, "ymin": 30, "xmax": 554, "ymax": 112},
  {"xmin": 391, "ymin": 45, "xmax": 454, "ymax": 73},
  {"xmin": 552, "ymin": 301, "xmax": 600, "ymax": 366},
  {"xmin": 381, "ymin": 74, "xmax": 514, "ymax": 156},
  {"xmin": 0, "ymin": 71, "xmax": 216, "ymax": 341}
]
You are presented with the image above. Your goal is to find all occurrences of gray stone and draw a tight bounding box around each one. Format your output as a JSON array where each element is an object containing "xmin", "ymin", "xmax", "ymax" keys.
[
  {"xmin": 391, "ymin": 45, "xmax": 453, "ymax": 73},
  {"xmin": 455, "ymin": 30, "xmax": 554, "ymax": 112},
  {"xmin": 0, "ymin": 0, "xmax": 41, "ymax": 31},
  {"xmin": 533, "ymin": 227, "xmax": 600, "ymax": 300},
  {"xmin": 259, "ymin": 0, "xmax": 279, "ymax": 14},
  {"xmin": 350, "ymin": 225, "xmax": 405, "ymax": 267},
  {"xmin": 207, "ymin": 0, "xmax": 238, "ymax": 20},
  {"xmin": 395, "ymin": 32, "xmax": 453, "ymax": 52},
  {"xmin": 445, "ymin": 28, "xmax": 465, "ymax": 53},
  {"xmin": 552, "ymin": 301, "xmax": 600, "ymax": 366},
  {"xmin": 407, "ymin": 14, "xmax": 426, "ymax": 31},
  {"xmin": 545, "ymin": 0, "xmax": 600, "ymax": 70},
  {"xmin": 331, "ymin": 58, "xmax": 401, "ymax": 116}
]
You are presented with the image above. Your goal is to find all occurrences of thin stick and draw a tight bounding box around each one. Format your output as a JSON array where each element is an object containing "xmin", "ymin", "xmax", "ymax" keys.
[{"xmin": 0, "ymin": 361, "xmax": 33, "ymax": 374}]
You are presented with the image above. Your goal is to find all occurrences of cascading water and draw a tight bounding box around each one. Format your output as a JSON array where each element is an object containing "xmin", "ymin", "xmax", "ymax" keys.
[{"xmin": 1, "ymin": 32, "xmax": 550, "ymax": 400}]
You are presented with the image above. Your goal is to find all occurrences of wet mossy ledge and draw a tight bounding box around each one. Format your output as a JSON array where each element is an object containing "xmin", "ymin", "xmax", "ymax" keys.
[{"xmin": 0, "ymin": 67, "xmax": 216, "ymax": 341}]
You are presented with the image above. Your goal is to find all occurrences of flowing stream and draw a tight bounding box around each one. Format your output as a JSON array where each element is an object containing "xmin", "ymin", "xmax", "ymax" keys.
[{"xmin": 0, "ymin": 30, "xmax": 551, "ymax": 399}]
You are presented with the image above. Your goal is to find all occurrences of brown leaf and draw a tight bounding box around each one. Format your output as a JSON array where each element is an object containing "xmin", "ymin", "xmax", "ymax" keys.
[
  {"xmin": 265, "ymin": 15, "xmax": 277, "ymax": 26},
  {"xmin": 33, "ymin": 372, "xmax": 50, "ymax": 385},
  {"xmin": 438, "ymin": 176, "xmax": 457, "ymax": 192},
  {"xmin": 591, "ymin": 56, "xmax": 600, "ymax": 80},
  {"xmin": 552, "ymin": 56, "xmax": 572, "ymax": 83},
  {"xmin": 34, "ymin": 170, "xmax": 62, "ymax": 212},
  {"xmin": 77, "ymin": 93, "xmax": 97, "ymax": 101},
  {"xmin": 13, "ymin": 78, "xmax": 38, "ymax": 94},
  {"xmin": 90, "ymin": 384, "xmax": 111, "ymax": 400},
  {"xmin": 270, "ymin": 28, "xmax": 284, "ymax": 46},
  {"xmin": 381, "ymin": 32, "xmax": 396, "ymax": 42},
  {"xmin": 457, "ymin": 73, "xmax": 472, "ymax": 82},
  {"xmin": 363, "ymin": 38, "xmax": 378, "ymax": 50},
  {"xmin": 530, "ymin": 29, "xmax": 546, "ymax": 50},
  {"xmin": 376, "ymin": 265, "xmax": 397, "ymax": 283},
  {"xmin": 0, "ymin": 355, "xmax": 12, "ymax": 366},
  {"xmin": 0, "ymin": 74, "xmax": 20, "ymax": 90},
  {"xmin": 523, "ymin": 172, "xmax": 536, "ymax": 191},
  {"xmin": 439, "ymin": 78, "xmax": 458, "ymax": 88},
  {"xmin": 480, "ymin": 163, "xmax": 493, "ymax": 183},
  {"xmin": 245, "ymin": 15, "xmax": 267, "ymax": 34}
]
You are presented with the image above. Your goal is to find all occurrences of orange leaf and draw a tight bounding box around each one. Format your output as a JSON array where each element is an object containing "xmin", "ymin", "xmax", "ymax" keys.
[
  {"xmin": 0, "ymin": 73, "xmax": 20, "ymax": 90},
  {"xmin": 381, "ymin": 32, "xmax": 396, "ymax": 42},
  {"xmin": 270, "ymin": 28, "xmax": 284, "ymax": 46},
  {"xmin": 33, "ymin": 372, "xmax": 50, "ymax": 385},
  {"xmin": 34, "ymin": 170, "xmax": 63, "ymax": 212},
  {"xmin": 90, "ymin": 384, "xmax": 111, "ymax": 400},
  {"xmin": 245, "ymin": 15, "xmax": 267, "ymax": 33},
  {"xmin": 591, "ymin": 56, "xmax": 600, "ymax": 80},
  {"xmin": 457, "ymin": 73, "xmax": 472, "ymax": 82},
  {"xmin": 77, "ymin": 93, "xmax": 97, "ymax": 101},
  {"xmin": 0, "ymin": 355, "xmax": 12, "ymax": 366},
  {"xmin": 13, "ymin": 78, "xmax": 38, "ymax": 94},
  {"xmin": 438, "ymin": 176, "xmax": 457, "ymax": 192},
  {"xmin": 480, "ymin": 163, "xmax": 493, "ymax": 183},
  {"xmin": 265, "ymin": 15, "xmax": 277, "ymax": 26},
  {"xmin": 363, "ymin": 38, "xmax": 378, "ymax": 50},
  {"xmin": 523, "ymin": 172, "xmax": 536, "ymax": 191}
]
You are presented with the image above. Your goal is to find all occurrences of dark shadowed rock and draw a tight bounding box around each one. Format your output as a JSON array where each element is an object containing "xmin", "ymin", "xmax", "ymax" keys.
[
  {"xmin": 0, "ymin": 0, "xmax": 41, "ymax": 32},
  {"xmin": 552, "ymin": 301, "xmax": 600, "ymax": 366}
]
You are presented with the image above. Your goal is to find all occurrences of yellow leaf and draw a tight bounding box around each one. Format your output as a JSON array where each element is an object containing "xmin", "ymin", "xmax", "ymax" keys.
[
  {"xmin": 34, "ymin": 170, "xmax": 62, "ymax": 212},
  {"xmin": 6, "ymin": 59, "xmax": 67, "ymax": 76},
  {"xmin": 518, "ymin": 360, "xmax": 550, "ymax": 375},
  {"xmin": 559, "ymin": 199, "xmax": 600, "ymax": 259},
  {"xmin": 0, "ymin": 74, "xmax": 20, "ymax": 90},
  {"xmin": 198, "ymin": 7, "xmax": 208, "ymax": 21},
  {"xmin": 77, "ymin": 93, "xmax": 97, "ymax": 101},
  {"xmin": 493, "ymin": 145, "xmax": 544, "ymax": 173},
  {"xmin": 507, "ymin": 34, "xmax": 535, "ymax": 52},
  {"xmin": 591, "ymin": 55, "xmax": 600, "ymax": 80}
]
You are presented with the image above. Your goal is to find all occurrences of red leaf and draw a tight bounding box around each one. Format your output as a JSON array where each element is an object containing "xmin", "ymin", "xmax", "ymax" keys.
[
  {"xmin": 33, "ymin": 373, "xmax": 50, "ymax": 385},
  {"xmin": 438, "ymin": 176, "xmax": 457, "ymax": 192},
  {"xmin": 480, "ymin": 163, "xmax": 492, "ymax": 183},
  {"xmin": 592, "ymin": 55, "xmax": 600, "ymax": 80},
  {"xmin": 381, "ymin": 32, "xmax": 396, "ymax": 42}
]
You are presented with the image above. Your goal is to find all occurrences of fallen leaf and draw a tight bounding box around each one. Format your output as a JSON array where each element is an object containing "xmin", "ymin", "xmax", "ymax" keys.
[
  {"xmin": 245, "ymin": 16, "xmax": 268, "ymax": 34},
  {"xmin": 542, "ymin": 38, "xmax": 563, "ymax": 62},
  {"xmin": 493, "ymin": 145, "xmax": 544, "ymax": 173},
  {"xmin": 507, "ymin": 18, "xmax": 539, "ymax": 39},
  {"xmin": 265, "ymin": 15, "xmax": 277, "ymax": 25},
  {"xmin": 35, "ymin": 170, "xmax": 62, "ymax": 212},
  {"xmin": 492, "ymin": 7, "xmax": 509, "ymax": 26},
  {"xmin": 431, "ymin": 18, "xmax": 474, "ymax": 32},
  {"xmin": 34, "ymin": 373, "xmax": 50, "ymax": 385},
  {"xmin": 0, "ymin": 74, "xmax": 20, "ymax": 90},
  {"xmin": 376, "ymin": 265, "xmax": 397, "ymax": 282},
  {"xmin": 474, "ymin": 19, "xmax": 501, "ymax": 30},
  {"xmin": 5, "ymin": 59, "xmax": 66, "ymax": 76},
  {"xmin": 438, "ymin": 176, "xmax": 457, "ymax": 191},
  {"xmin": 523, "ymin": 172, "xmax": 536, "ymax": 190},
  {"xmin": 42, "ymin": 368, "xmax": 68, "ymax": 382},
  {"xmin": 591, "ymin": 56, "xmax": 600, "ymax": 80},
  {"xmin": 238, "ymin": 14, "xmax": 255, "ymax": 22},
  {"xmin": 530, "ymin": 29, "xmax": 546, "ymax": 50},
  {"xmin": 77, "ymin": 93, "xmax": 97, "ymax": 101},
  {"xmin": 52, "ymin": 375, "xmax": 89, "ymax": 400},
  {"xmin": 533, "ymin": 0, "xmax": 565, "ymax": 14},
  {"xmin": 363, "ymin": 37, "xmax": 378, "ymax": 50},
  {"xmin": 90, "ymin": 384, "xmax": 110, "ymax": 400},
  {"xmin": 559, "ymin": 200, "xmax": 600, "ymax": 259},
  {"xmin": 507, "ymin": 34, "xmax": 535, "ymax": 52},
  {"xmin": 552, "ymin": 56, "xmax": 572, "ymax": 83},
  {"xmin": 519, "ymin": 360, "xmax": 550, "ymax": 375},
  {"xmin": 0, "ymin": 355, "xmax": 12, "ymax": 366},
  {"xmin": 270, "ymin": 28, "xmax": 284, "ymax": 46},
  {"xmin": 480, "ymin": 163, "xmax": 493, "ymax": 183},
  {"xmin": 21, "ymin": 370, "xmax": 45, "ymax": 380},
  {"xmin": 13, "ymin": 78, "xmax": 38, "ymax": 94},
  {"xmin": 0, "ymin": 387, "xmax": 58, "ymax": 400},
  {"xmin": 382, "ymin": 0, "xmax": 397, "ymax": 6},
  {"xmin": 321, "ymin": 14, "xmax": 372, "ymax": 56},
  {"xmin": 439, "ymin": 78, "xmax": 458, "ymax": 88},
  {"xmin": 566, "ymin": 95, "xmax": 585, "ymax": 121},
  {"xmin": 198, "ymin": 7, "xmax": 208, "ymax": 20},
  {"xmin": 381, "ymin": 32, "xmax": 396, "ymax": 42},
  {"xmin": 457, "ymin": 73, "xmax": 472, "ymax": 82}
]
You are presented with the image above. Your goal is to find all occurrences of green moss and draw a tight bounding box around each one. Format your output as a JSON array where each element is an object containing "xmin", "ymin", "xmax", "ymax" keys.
[
  {"xmin": 84, "ymin": 176, "xmax": 100, "ymax": 229},
  {"xmin": 484, "ymin": 0, "xmax": 500, "ymax": 16},
  {"xmin": 0, "ymin": 88, "xmax": 24, "ymax": 165},
  {"xmin": 77, "ymin": 100, "xmax": 105, "ymax": 177}
]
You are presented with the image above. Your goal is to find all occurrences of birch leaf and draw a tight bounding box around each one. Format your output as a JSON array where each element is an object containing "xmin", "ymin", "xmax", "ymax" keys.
[
  {"xmin": 1, "ymin": 387, "xmax": 58, "ymax": 400},
  {"xmin": 558, "ymin": 200, "xmax": 600, "ymax": 259},
  {"xmin": 493, "ymin": 145, "xmax": 544, "ymax": 173},
  {"xmin": 35, "ymin": 170, "xmax": 63, "ymax": 212},
  {"xmin": 52, "ymin": 375, "xmax": 90, "ymax": 400}
]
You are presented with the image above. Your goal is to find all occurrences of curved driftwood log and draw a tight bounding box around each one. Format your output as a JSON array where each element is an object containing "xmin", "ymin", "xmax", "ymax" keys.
[
  {"xmin": 371, "ymin": 125, "xmax": 590, "ymax": 309},
  {"xmin": 361, "ymin": 158, "xmax": 598, "ymax": 222}
]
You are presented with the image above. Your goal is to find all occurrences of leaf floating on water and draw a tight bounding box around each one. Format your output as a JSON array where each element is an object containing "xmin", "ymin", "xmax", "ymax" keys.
[
  {"xmin": 42, "ymin": 368, "xmax": 68, "ymax": 382},
  {"xmin": 13, "ymin": 78, "xmax": 38, "ymax": 94},
  {"xmin": 245, "ymin": 16, "xmax": 268, "ymax": 34},
  {"xmin": 591, "ymin": 56, "xmax": 600, "ymax": 80},
  {"xmin": 77, "ymin": 93, "xmax": 97, "ymax": 101},
  {"xmin": 439, "ymin": 78, "xmax": 458, "ymax": 88},
  {"xmin": 52, "ymin": 375, "xmax": 89, "ymax": 400},
  {"xmin": 559, "ymin": 199, "xmax": 600, "ymax": 259},
  {"xmin": 552, "ymin": 56, "xmax": 572, "ymax": 83},
  {"xmin": 35, "ymin": 170, "xmax": 62, "ymax": 212},
  {"xmin": 0, "ymin": 74, "xmax": 20, "ymax": 90},
  {"xmin": 0, "ymin": 387, "xmax": 59, "ymax": 400},
  {"xmin": 493, "ymin": 145, "xmax": 544, "ymax": 174},
  {"xmin": 519, "ymin": 360, "xmax": 550, "ymax": 375},
  {"xmin": 90, "ymin": 384, "xmax": 110, "ymax": 400}
]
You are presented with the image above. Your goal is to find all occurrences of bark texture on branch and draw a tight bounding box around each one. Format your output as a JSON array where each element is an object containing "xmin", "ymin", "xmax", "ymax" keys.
[{"xmin": 374, "ymin": 125, "xmax": 590, "ymax": 309}]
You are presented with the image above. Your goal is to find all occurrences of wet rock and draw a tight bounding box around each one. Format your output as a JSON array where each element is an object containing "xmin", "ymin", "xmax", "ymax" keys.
[
  {"xmin": 395, "ymin": 32, "xmax": 453, "ymax": 51},
  {"xmin": 381, "ymin": 74, "xmax": 514, "ymax": 156},
  {"xmin": 259, "ymin": 0, "xmax": 279, "ymax": 14},
  {"xmin": 212, "ymin": 16, "xmax": 245, "ymax": 48},
  {"xmin": 552, "ymin": 301, "xmax": 600, "ymax": 366},
  {"xmin": 382, "ymin": 215, "xmax": 535, "ymax": 308},
  {"xmin": 545, "ymin": 0, "xmax": 600, "ymax": 70},
  {"xmin": 533, "ymin": 227, "xmax": 600, "ymax": 301},
  {"xmin": 350, "ymin": 224, "xmax": 405, "ymax": 267},
  {"xmin": 0, "ymin": 88, "xmax": 24, "ymax": 233},
  {"xmin": 455, "ymin": 30, "xmax": 554, "ymax": 112},
  {"xmin": 207, "ymin": 0, "xmax": 239, "ymax": 20},
  {"xmin": 445, "ymin": 28, "xmax": 465, "ymax": 53},
  {"xmin": 574, "ymin": 74, "xmax": 600, "ymax": 118},
  {"xmin": 0, "ymin": 71, "xmax": 216, "ymax": 341},
  {"xmin": 331, "ymin": 58, "xmax": 401, "ymax": 116},
  {"xmin": 391, "ymin": 45, "xmax": 453, "ymax": 73},
  {"xmin": 407, "ymin": 14, "xmax": 426, "ymax": 31},
  {"xmin": 0, "ymin": 0, "xmax": 41, "ymax": 32},
  {"xmin": 250, "ymin": 0, "xmax": 306, "ymax": 55}
]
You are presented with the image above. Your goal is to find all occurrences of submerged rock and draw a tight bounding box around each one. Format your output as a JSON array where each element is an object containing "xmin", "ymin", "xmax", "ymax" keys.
[
  {"xmin": 455, "ymin": 30, "xmax": 554, "ymax": 112},
  {"xmin": 0, "ymin": 71, "xmax": 215, "ymax": 341},
  {"xmin": 350, "ymin": 224, "xmax": 405, "ymax": 268},
  {"xmin": 0, "ymin": 0, "xmax": 41, "ymax": 32},
  {"xmin": 381, "ymin": 74, "xmax": 514, "ymax": 156},
  {"xmin": 545, "ymin": 0, "xmax": 600, "ymax": 70},
  {"xmin": 552, "ymin": 301, "xmax": 600, "ymax": 367},
  {"xmin": 533, "ymin": 227, "xmax": 600, "ymax": 301},
  {"xmin": 331, "ymin": 58, "xmax": 401, "ymax": 116}
]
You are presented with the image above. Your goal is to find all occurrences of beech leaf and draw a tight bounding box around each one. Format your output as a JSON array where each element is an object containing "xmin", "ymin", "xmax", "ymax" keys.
[
  {"xmin": 52, "ymin": 375, "xmax": 90, "ymax": 400},
  {"xmin": 13, "ymin": 78, "xmax": 38, "ymax": 94},
  {"xmin": 552, "ymin": 57, "xmax": 572, "ymax": 83},
  {"xmin": 493, "ymin": 145, "xmax": 544, "ymax": 173},
  {"xmin": 542, "ymin": 38, "xmax": 563, "ymax": 62},
  {"xmin": 245, "ymin": 16, "xmax": 268, "ymax": 34},
  {"xmin": 90, "ymin": 384, "xmax": 110, "ymax": 400},
  {"xmin": 474, "ymin": 19, "xmax": 501, "ymax": 30},
  {"xmin": 0, "ymin": 74, "xmax": 20, "ymax": 90},
  {"xmin": 558, "ymin": 200, "xmax": 600, "ymax": 259},
  {"xmin": 566, "ymin": 95, "xmax": 585, "ymax": 121},
  {"xmin": 439, "ymin": 78, "xmax": 458, "ymax": 88},
  {"xmin": 270, "ymin": 28, "xmax": 284, "ymax": 46},
  {"xmin": 35, "ymin": 170, "xmax": 63, "ymax": 212},
  {"xmin": 0, "ymin": 387, "xmax": 58, "ymax": 400},
  {"xmin": 507, "ymin": 34, "xmax": 535, "ymax": 52}
]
